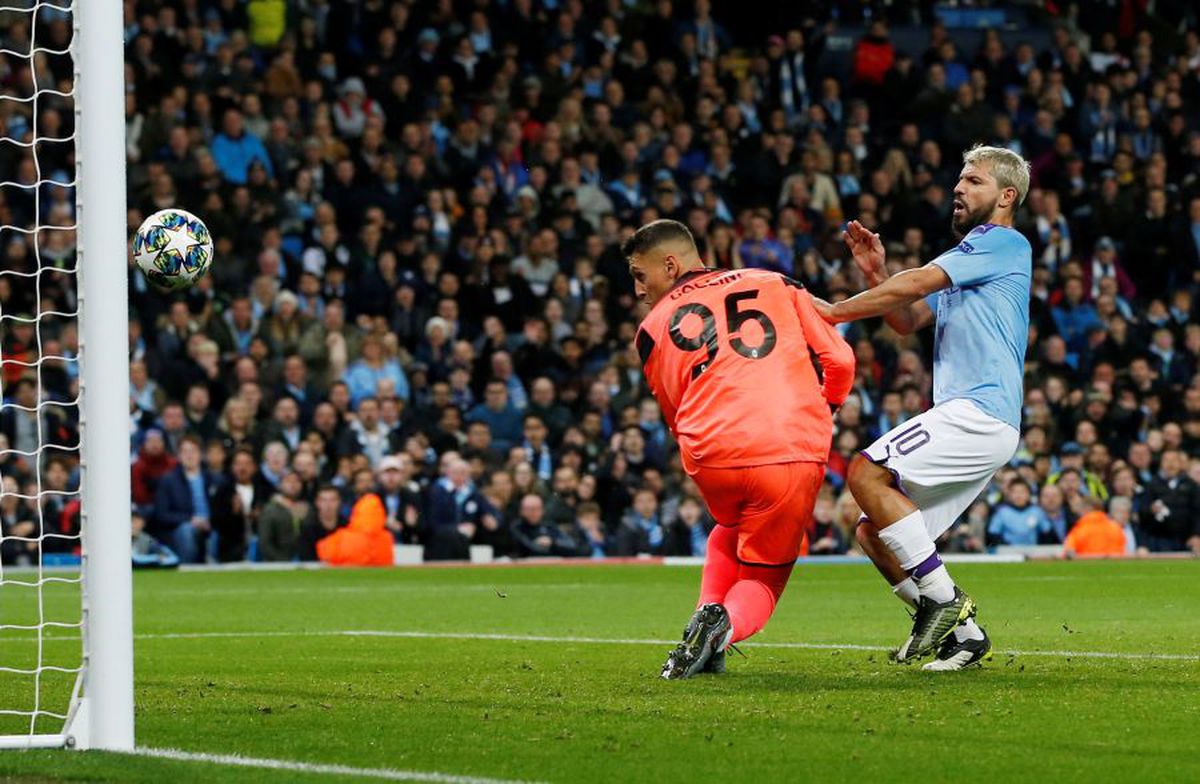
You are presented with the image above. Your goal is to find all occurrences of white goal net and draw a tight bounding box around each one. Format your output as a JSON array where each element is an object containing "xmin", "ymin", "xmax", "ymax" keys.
[{"xmin": 0, "ymin": 0, "xmax": 132, "ymax": 751}]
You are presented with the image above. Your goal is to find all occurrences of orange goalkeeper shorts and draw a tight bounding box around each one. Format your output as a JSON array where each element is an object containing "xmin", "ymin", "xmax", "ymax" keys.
[{"xmin": 690, "ymin": 461, "xmax": 824, "ymax": 567}]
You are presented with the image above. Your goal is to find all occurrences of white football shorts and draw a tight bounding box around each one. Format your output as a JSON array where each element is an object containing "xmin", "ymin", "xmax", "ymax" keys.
[{"xmin": 860, "ymin": 397, "xmax": 1019, "ymax": 539}]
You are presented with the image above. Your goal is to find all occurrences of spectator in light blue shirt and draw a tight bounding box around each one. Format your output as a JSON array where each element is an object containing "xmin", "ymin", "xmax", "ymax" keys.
[
  {"xmin": 988, "ymin": 481, "xmax": 1050, "ymax": 546},
  {"xmin": 466, "ymin": 380, "xmax": 523, "ymax": 453},
  {"xmin": 342, "ymin": 336, "xmax": 409, "ymax": 409},
  {"xmin": 211, "ymin": 109, "xmax": 274, "ymax": 185}
]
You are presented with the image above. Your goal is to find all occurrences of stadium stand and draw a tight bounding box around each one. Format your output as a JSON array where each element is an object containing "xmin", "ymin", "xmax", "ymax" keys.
[{"xmin": 3, "ymin": 0, "xmax": 1200, "ymax": 564}]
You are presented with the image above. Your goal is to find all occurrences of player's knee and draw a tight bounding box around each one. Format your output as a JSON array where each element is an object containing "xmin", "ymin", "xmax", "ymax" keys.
[{"xmin": 846, "ymin": 453, "xmax": 882, "ymax": 498}]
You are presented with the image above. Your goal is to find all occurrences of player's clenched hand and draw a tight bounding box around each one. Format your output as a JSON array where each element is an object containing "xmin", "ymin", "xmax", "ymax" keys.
[{"xmin": 842, "ymin": 220, "xmax": 886, "ymax": 284}]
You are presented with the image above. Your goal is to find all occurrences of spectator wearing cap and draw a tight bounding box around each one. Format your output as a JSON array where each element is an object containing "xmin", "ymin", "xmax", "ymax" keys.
[
  {"xmin": 260, "ymin": 290, "xmax": 311, "ymax": 358},
  {"xmin": 1047, "ymin": 442, "xmax": 1109, "ymax": 501},
  {"xmin": 210, "ymin": 108, "xmax": 273, "ymax": 186},
  {"xmin": 1081, "ymin": 237, "xmax": 1136, "ymax": 302},
  {"xmin": 409, "ymin": 28, "xmax": 445, "ymax": 101},
  {"xmin": 332, "ymin": 77, "xmax": 383, "ymax": 139},
  {"xmin": 375, "ymin": 454, "xmax": 423, "ymax": 545}
]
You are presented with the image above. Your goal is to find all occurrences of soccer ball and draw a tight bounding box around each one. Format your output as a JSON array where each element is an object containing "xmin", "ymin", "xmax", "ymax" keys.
[{"xmin": 132, "ymin": 208, "xmax": 213, "ymax": 291}]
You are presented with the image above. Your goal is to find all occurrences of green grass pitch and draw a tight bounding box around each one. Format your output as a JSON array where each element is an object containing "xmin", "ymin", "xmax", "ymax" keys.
[{"xmin": 1, "ymin": 559, "xmax": 1198, "ymax": 782}]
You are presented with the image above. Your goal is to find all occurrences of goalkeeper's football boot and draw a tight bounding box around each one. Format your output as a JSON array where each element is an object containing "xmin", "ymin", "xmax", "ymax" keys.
[
  {"xmin": 922, "ymin": 625, "xmax": 993, "ymax": 671},
  {"xmin": 893, "ymin": 587, "xmax": 976, "ymax": 663},
  {"xmin": 679, "ymin": 606, "xmax": 731, "ymax": 674},
  {"xmin": 661, "ymin": 603, "xmax": 732, "ymax": 680}
]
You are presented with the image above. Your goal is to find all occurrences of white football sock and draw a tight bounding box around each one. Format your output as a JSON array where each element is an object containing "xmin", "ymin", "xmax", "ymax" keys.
[
  {"xmin": 954, "ymin": 618, "xmax": 985, "ymax": 642},
  {"xmin": 916, "ymin": 564, "xmax": 957, "ymax": 603},
  {"xmin": 892, "ymin": 577, "xmax": 919, "ymax": 610},
  {"xmin": 876, "ymin": 510, "xmax": 935, "ymax": 570}
]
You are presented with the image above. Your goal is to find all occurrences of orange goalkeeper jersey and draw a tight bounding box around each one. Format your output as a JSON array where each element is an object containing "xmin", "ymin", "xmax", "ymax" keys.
[{"xmin": 636, "ymin": 268, "xmax": 855, "ymax": 472}]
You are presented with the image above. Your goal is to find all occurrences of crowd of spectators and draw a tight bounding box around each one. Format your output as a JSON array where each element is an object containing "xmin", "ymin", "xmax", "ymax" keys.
[{"xmin": 3, "ymin": 0, "xmax": 1200, "ymax": 567}]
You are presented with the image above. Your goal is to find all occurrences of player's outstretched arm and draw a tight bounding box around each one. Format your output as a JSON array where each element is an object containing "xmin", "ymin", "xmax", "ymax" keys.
[
  {"xmin": 822, "ymin": 265, "xmax": 949, "ymax": 325},
  {"xmin": 840, "ymin": 221, "xmax": 937, "ymax": 334}
]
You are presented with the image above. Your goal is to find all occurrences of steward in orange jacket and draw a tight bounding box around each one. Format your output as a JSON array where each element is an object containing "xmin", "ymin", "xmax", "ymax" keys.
[
  {"xmin": 317, "ymin": 494, "xmax": 393, "ymax": 566},
  {"xmin": 1063, "ymin": 509, "xmax": 1126, "ymax": 557}
]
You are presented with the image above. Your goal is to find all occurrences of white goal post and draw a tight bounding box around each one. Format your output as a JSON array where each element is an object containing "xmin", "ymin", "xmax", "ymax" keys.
[{"xmin": 0, "ymin": 0, "xmax": 132, "ymax": 751}]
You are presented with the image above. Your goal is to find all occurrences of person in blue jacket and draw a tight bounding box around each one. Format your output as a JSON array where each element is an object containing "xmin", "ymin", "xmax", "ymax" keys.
[
  {"xmin": 210, "ymin": 108, "xmax": 274, "ymax": 185},
  {"xmin": 152, "ymin": 435, "xmax": 217, "ymax": 563}
]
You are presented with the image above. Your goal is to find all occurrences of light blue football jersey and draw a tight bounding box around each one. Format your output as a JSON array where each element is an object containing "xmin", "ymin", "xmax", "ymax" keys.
[{"xmin": 923, "ymin": 223, "xmax": 1031, "ymax": 431}]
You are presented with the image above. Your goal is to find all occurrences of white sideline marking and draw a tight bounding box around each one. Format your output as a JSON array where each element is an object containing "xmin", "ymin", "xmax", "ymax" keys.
[
  {"xmin": 31, "ymin": 629, "xmax": 1186, "ymax": 662},
  {"xmin": 26, "ymin": 629, "xmax": 1197, "ymax": 662},
  {"xmin": 131, "ymin": 747, "xmax": 542, "ymax": 783}
]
